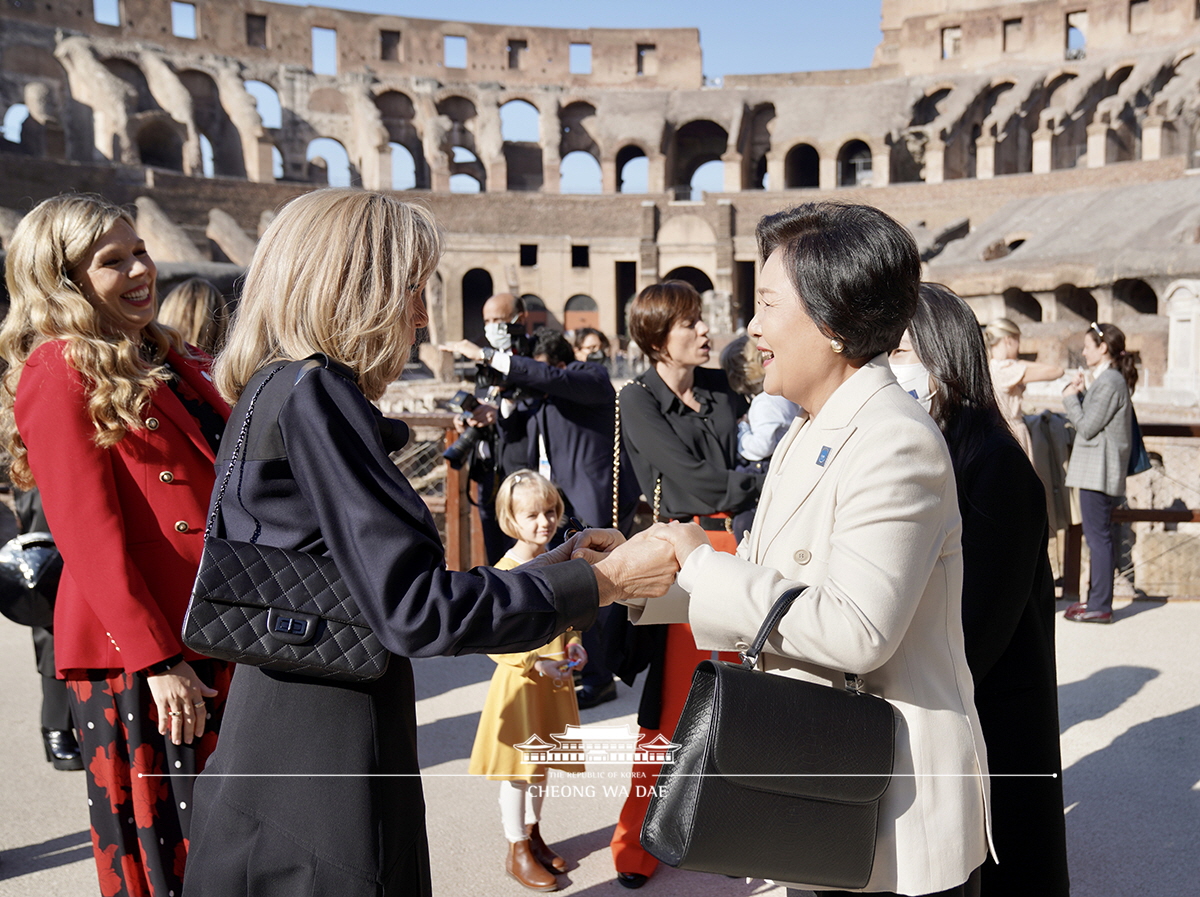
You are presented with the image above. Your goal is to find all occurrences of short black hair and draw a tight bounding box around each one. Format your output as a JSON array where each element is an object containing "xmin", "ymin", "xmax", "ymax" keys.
[
  {"xmin": 532, "ymin": 329, "xmax": 574, "ymax": 366},
  {"xmin": 756, "ymin": 203, "xmax": 920, "ymax": 361}
]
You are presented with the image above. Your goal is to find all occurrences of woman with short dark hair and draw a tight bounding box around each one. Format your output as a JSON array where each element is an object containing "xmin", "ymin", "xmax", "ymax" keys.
[
  {"xmin": 899, "ymin": 283, "xmax": 1069, "ymax": 896},
  {"xmin": 609, "ymin": 279, "xmax": 762, "ymax": 888},
  {"xmin": 597, "ymin": 203, "xmax": 991, "ymax": 895}
]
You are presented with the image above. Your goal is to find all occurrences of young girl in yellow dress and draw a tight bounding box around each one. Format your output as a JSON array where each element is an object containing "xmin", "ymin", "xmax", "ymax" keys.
[{"xmin": 469, "ymin": 470, "xmax": 587, "ymax": 892}]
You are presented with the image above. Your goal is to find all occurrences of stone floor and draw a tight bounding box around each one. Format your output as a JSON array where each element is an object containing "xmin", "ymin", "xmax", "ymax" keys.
[{"xmin": 1, "ymin": 593, "xmax": 1196, "ymax": 896}]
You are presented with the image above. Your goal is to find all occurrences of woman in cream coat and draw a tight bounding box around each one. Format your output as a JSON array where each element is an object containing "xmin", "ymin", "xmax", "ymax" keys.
[{"xmin": 593, "ymin": 203, "xmax": 992, "ymax": 896}]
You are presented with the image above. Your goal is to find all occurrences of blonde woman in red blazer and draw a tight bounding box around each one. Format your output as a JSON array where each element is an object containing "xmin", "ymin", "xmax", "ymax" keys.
[{"xmin": 1, "ymin": 194, "xmax": 232, "ymax": 897}]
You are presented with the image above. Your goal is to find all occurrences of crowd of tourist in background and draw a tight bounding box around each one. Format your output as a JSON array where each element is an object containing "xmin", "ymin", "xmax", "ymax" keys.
[{"xmin": 1, "ymin": 185, "xmax": 1142, "ymax": 897}]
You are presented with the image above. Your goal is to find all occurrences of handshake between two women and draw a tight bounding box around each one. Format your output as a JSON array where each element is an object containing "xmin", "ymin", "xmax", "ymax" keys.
[{"xmin": 534, "ymin": 522, "xmax": 712, "ymax": 607}]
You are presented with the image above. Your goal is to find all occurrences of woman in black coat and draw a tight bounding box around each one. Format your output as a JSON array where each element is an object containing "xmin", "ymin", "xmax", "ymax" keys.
[
  {"xmin": 181, "ymin": 190, "xmax": 676, "ymax": 897},
  {"xmin": 896, "ymin": 283, "xmax": 1070, "ymax": 896}
]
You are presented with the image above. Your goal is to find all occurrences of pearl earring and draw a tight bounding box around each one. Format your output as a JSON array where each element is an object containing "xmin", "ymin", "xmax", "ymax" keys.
[{"xmin": 830, "ymin": 339, "xmax": 844, "ymax": 354}]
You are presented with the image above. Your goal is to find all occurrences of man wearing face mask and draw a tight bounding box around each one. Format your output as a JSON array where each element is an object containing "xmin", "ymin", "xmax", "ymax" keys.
[
  {"xmin": 442, "ymin": 326, "xmax": 638, "ymax": 708},
  {"xmin": 440, "ymin": 293, "xmax": 535, "ymax": 563}
]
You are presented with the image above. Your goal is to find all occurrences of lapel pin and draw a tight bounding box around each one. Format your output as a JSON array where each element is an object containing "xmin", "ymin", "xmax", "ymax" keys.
[{"xmin": 816, "ymin": 446, "xmax": 831, "ymax": 467}]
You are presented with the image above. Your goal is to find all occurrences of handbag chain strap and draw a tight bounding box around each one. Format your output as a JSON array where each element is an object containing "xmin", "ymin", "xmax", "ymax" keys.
[
  {"xmin": 740, "ymin": 585, "xmax": 865, "ymax": 695},
  {"xmin": 628, "ymin": 378, "xmax": 663, "ymax": 521},
  {"xmin": 612, "ymin": 392, "xmax": 621, "ymax": 529},
  {"xmin": 203, "ymin": 363, "xmax": 288, "ymax": 542}
]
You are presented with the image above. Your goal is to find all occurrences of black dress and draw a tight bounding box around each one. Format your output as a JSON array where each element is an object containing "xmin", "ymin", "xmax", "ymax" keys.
[
  {"xmin": 957, "ymin": 427, "xmax": 1071, "ymax": 896},
  {"xmin": 182, "ymin": 357, "xmax": 597, "ymax": 897}
]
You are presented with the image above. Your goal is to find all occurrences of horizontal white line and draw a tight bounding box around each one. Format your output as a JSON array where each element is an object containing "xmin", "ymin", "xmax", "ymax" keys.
[{"xmin": 138, "ymin": 772, "xmax": 1055, "ymax": 779}]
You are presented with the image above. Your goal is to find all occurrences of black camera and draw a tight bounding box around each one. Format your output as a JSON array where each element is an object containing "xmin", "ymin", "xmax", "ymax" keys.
[{"xmin": 442, "ymin": 390, "xmax": 487, "ymax": 470}]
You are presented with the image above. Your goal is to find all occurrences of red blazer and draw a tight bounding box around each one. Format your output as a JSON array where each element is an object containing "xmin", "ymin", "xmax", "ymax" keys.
[{"xmin": 15, "ymin": 340, "xmax": 231, "ymax": 674}]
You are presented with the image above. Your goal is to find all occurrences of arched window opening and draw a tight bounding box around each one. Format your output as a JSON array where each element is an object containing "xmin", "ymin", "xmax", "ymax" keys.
[
  {"xmin": 750, "ymin": 155, "xmax": 768, "ymax": 190},
  {"xmin": 1114, "ymin": 279, "xmax": 1158, "ymax": 316},
  {"xmin": 1055, "ymin": 284, "xmax": 1098, "ymax": 322},
  {"xmin": 271, "ymin": 145, "xmax": 284, "ymax": 179},
  {"xmin": 180, "ymin": 69, "xmax": 244, "ymax": 177},
  {"xmin": 2, "ymin": 103, "xmax": 30, "ymax": 145},
  {"xmin": 689, "ymin": 159, "xmax": 725, "ymax": 201},
  {"xmin": 245, "ymin": 80, "xmax": 282, "ymax": 129},
  {"xmin": 462, "ymin": 269, "xmax": 494, "ymax": 345},
  {"xmin": 306, "ymin": 137, "xmax": 351, "ymax": 187},
  {"xmin": 501, "ymin": 100, "xmax": 542, "ymax": 192},
  {"xmin": 523, "ymin": 295, "xmax": 550, "ymax": 330},
  {"xmin": 785, "ymin": 144, "xmax": 820, "ymax": 188},
  {"xmin": 450, "ymin": 144, "xmax": 483, "ymax": 193},
  {"xmin": 105, "ymin": 59, "xmax": 159, "ymax": 113},
  {"xmin": 138, "ymin": 119, "xmax": 184, "ymax": 170},
  {"xmin": 838, "ymin": 140, "xmax": 873, "ymax": 187},
  {"xmin": 501, "ymin": 100, "xmax": 539, "ymax": 143},
  {"xmin": 1003, "ymin": 287, "xmax": 1042, "ymax": 322},
  {"xmin": 664, "ymin": 266, "xmax": 714, "ymax": 294},
  {"xmin": 671, "ymin": 119, "xmax": 727, "ymax": 199},
  {"xmin": 198, "ymin": 133, "xmax": 214, "ymax": 177},
  {"xmin": 617, "ymin": 145, "xmax": 648, "ymax": 193},
  {"xmin": 564, "ymin": 294, "xmax": 599, "ymax": 332},
  {"xmin": 560, "ymin": 150, "xmax": 601, "ymax": 194},
  {"xmin": 390, "ymin": 142, "xmax": 416, "ymax": 190}
]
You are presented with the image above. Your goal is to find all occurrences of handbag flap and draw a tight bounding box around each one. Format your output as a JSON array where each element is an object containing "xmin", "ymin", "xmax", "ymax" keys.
[
  {"xmin": 704, "ymin": 661, "xmax": 895, "ymax": 805},
  {"xmin": 194, "ymin": 537, "xmax": 364, "ymax": 625}
]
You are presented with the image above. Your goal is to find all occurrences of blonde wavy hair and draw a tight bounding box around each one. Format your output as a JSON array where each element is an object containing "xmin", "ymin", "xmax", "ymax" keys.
[
  {"xmin": 215, "ymin": 189, "xmax": 443, "ymax": 403},
  {"xmin": 158, "ymin": 277, "xmax": 230, "ymax": 355},
  {"xmin": 983, "ymin": 317, "xmax": 1021, "ymax": 348},
  {"xmin": 0, "ymin": 194, "xmax": 184, "ymax": 489}
]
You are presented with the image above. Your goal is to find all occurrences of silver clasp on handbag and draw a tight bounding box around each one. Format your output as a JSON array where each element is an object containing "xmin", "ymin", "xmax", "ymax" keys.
[
  {"xmin": 739, "ymin": 649, "xmax": 759, "ymax": 670},
  {"xmin": 844, "ymin": 674, "xmax": 865, "ymax": 695}
]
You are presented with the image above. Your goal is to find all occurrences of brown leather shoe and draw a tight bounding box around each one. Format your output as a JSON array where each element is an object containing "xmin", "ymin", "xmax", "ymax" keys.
[
  {"xmin": 1064, "ymin": 603, "xmax": 1113, "ymax": 623},
  {"xmin": 527, "ymin": 823, "xmax": 567, "ymax": 873},
  {"xmin": 506, "ymin": 839, "xmax": 559, "ymax": 891}
]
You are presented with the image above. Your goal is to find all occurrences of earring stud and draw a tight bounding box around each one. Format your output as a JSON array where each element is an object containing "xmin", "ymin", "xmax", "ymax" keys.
[{"xmin": 830, "ymin": 339, "xmax": 844, "ymax": 354}]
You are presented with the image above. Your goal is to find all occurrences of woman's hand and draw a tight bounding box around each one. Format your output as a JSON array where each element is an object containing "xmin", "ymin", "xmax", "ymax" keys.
[
  {"xmin": 147, "ymin": 661, "xmax": 218, "ymax": 746},
  {"xmin": 565, "ymin": 527, "xmax": 626, "ymax": 564},
  {"xmin": 1063, "ymin": 370, "xmax": 1085, "ymax": 396},
  {"xmin": 652, "ymin": 521, "xmax": 711, "ymax": 567},
  {"xmin": 566, "ymin": 641, "xmax": 588, "ymax": 671},
  {"xmin": 591, "ymin": 529, "xmax": 680, "ymax": 606}
]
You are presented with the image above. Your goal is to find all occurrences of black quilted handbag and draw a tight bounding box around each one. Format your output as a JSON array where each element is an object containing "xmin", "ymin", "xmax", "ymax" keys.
[
  {"xmin": 182, "ymin": 364, "xmax": 389, "ymax": 682},
  {"xmin": 641, "ymin": 587, "xmax": 895, "ymax": 889}
]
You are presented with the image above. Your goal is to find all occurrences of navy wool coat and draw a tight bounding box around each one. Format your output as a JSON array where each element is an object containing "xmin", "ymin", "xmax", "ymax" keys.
[{"xmin": 183, "ymin": 356, "xmax": 596, "ymax": 897}]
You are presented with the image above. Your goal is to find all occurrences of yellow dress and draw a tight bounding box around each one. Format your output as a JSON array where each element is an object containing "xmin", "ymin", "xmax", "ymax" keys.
[{"xmin": 467, "ymin": 555, "xmax": 586, "ymax": 783}]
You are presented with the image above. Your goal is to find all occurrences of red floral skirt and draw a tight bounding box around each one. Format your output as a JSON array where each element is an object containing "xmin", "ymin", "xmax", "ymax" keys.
[{"xmin": 65, "ymin": 660, "xmax": 231, "ymax": 897}]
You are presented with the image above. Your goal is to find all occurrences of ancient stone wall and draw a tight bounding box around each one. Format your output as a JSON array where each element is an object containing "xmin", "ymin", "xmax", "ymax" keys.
[{"xmin": 5, "ymin": 1, "xmax": 1200, "ymax": 403}]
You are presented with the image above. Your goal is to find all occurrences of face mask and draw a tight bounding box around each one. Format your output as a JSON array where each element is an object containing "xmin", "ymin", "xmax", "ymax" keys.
[
  {"xmin": 484, "ymin": 321, "xmax": 513, "ymax": 352},
  {"xmin": 891, "ymin": 362, "xmax": 934, "ymax": 412}
]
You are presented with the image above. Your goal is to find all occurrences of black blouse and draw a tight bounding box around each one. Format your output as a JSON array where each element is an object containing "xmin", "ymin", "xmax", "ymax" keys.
[{"xmin": 619, "ymin": 365, "xmax": 762, "ymax": 519}]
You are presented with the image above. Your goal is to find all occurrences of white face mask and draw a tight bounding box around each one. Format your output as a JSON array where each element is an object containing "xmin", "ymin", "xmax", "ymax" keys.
[
  {"xmin": 891, "ymin": 362, "xmax": 934, "ymax": 412},
  {"xmin": 484, "ymin": 321, "xmax": 514, "ymax": 352}
]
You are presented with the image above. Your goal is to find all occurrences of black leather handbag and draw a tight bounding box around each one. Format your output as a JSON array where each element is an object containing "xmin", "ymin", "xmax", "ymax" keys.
[
  {"xmin": 640, "ymin": 587, "xmax": 895, "ymax": 889},
  {"xmin": 182, "ymin": 363, "xmax": 389, "ymax": 682},
  {"xmin": 0, "ymin": 531, "xmax": 61, "ymax": 628}
]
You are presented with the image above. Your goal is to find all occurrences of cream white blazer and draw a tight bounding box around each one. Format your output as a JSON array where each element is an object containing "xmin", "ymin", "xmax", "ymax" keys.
[{"xmin": 627, "ymin": 357, "xmax": 993, "ymax": 895}]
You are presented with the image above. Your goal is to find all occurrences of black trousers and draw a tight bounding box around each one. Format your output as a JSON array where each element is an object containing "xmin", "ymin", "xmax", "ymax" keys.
[
  {"xmin": 32, "ymin": 625, "xmax": 71, "ymax": 731},
  {"xmin": 1079, "ymin": 488, "xmax": 1118, "ymax": 614}
]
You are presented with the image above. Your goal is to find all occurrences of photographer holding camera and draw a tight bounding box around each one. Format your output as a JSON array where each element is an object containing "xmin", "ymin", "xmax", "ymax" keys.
[
  {"xmin": 440, "ymin": 293, "xmax": 535, "ymax": 563},
  {"xmin": 442, "ymin": 323, "xmax": 638, "ymax": 708}
]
